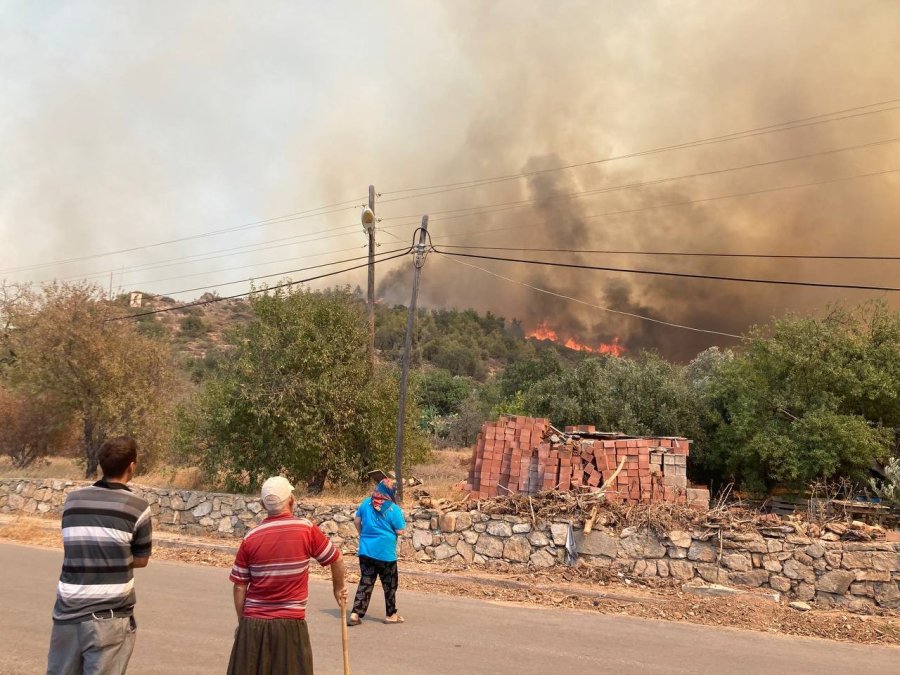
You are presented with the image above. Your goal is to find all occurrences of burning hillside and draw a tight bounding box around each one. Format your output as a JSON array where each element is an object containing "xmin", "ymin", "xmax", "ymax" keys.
[{"xmin": 526, "ymin": 321, "xmax": 626, "ymax": 357}]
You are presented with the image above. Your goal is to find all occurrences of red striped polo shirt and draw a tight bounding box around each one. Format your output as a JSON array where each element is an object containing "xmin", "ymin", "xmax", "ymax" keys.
[{"xmin": 229, "ymin": 513, "xmax": 340, "ymax": 620}]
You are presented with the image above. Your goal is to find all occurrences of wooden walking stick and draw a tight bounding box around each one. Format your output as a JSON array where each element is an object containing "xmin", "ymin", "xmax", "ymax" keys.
[{"xmin": 340, "ymin": 596, "xmax": 351, "ymax": 675}]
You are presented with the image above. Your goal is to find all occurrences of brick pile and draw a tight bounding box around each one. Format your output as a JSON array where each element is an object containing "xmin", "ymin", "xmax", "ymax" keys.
[{"xmin": 466, "ymin": 415, "xmax": 710, "ymax": 509}]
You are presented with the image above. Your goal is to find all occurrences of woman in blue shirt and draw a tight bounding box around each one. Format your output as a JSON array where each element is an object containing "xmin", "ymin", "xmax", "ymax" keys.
[{"xmin": 348, "ymin": 479, "xmax": 406, "ymax": 625}]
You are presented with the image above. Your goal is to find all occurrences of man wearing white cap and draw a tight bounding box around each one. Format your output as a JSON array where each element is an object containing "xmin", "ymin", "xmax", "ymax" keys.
[{"xmin": 227, "ymin": 476, "xmax": 347, "ymax": 675}]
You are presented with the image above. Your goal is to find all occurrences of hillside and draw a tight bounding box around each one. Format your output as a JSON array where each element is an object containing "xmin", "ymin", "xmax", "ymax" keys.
[{"xmin": 125, "ymin": 291, "xmax": 588, "ymax": 382}]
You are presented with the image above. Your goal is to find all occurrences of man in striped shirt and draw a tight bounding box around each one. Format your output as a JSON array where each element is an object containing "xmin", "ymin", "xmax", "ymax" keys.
[
  {"xmin": 228, "ymin": 476, "xmax": 347, "ymax": 675},
  {"xmin": 47, "ymin": 436, "xmax": 153, "ymax": 675}
]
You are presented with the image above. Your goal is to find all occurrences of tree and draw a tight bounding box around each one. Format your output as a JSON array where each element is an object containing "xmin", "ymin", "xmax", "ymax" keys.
[
  {"xmin": 522, "ymin": 352, "xmax": 701, "ymax": 438},
  {"xmin": 416, "ymin": 368, "xmax": 471, "ymax": 416},
  {"xmin": 0, "ymin": 281, "xmax": 33, "ymax": 371},
  {"xmin": 448, "ymin": 390, "xmax": 492, "ymax": 447},
  {"xmin": 182, "ymin": 287, "xmax": 427, "ymax": 493},
  {"xmin": 0, "ymin": 386, "xmax": 78, "ymax": 467},
  {"xmin": 700, "ymin": 304, "xmax": 899, "ymax": 493},
  {"xmin": 499, "ymin": 347, "xmax": 563, "ymax": 398},
  {"xmin": 6, "ymin": 282, "xmax": 182, "ymax": 476}
]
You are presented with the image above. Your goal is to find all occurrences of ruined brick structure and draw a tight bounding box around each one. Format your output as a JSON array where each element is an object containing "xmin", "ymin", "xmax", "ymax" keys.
[{"xmin": 467, "ymin": 415, "xmax": 710, "ymax": 509}]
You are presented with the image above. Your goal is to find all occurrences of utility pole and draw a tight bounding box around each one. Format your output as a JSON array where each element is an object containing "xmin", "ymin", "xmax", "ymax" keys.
[
  {"xmin": 366, "ymin": 185, "xmax": 376, "ymax": 376},
  {"xmin": 361, "ymin": 187, "xmax": 378, "ymax": 473},
  {"xmin": 393, "ymin": 215, "xmax": 429, "ymax": 503}
]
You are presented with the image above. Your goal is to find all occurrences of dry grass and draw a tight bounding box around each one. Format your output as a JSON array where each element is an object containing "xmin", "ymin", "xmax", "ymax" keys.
[
  {"xmin": 409, "ymin": 447, "xmax": 469, "ymax": 500},
  {"xmin": 0, "ymin": 457, "xmax": 84, "ymax": 481},
  {"xmin": 0, "ymin": 517, "xmax": 61, "ymax": 547},
  {"xmin": 0, "ymin": 448, "xmax": 472, "ymax": 502},
  {"xmin": 0, "ymin": 458, "xmax": 215, "ymax": 491}
]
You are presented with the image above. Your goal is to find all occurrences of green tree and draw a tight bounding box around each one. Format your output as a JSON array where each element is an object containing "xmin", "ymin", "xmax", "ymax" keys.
[
  {"xmin": 499, "ymin": 347, "xmax": 563, "ymax": 398},
  {"xmin": 522, "ymin": 352, "xmax": 700, "ymax": 438},
  {"xmin": 178, "ymin": 313, "xmax": 207, "ymax": 338},
  {"xmin": 183, "ymin": 287, "xmax": 426, "ymax": 493},
  {"xmin": 701, "ymin": 304, "xmax": 899, "ymax": 493},
  {"xmin": 416, "ymin": 368, "xmax": 471, "ymax": 416},
  {"xmin": 5, "ymin": 282, "xmax": 181, "ymax": 475},
  {"xmin": 448, "ymin": 389, "xmax": 492, "ymax": 447}
]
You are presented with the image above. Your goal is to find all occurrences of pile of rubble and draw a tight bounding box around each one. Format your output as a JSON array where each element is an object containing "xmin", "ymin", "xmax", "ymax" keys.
[{"xmin": 466, "ymin": 415, "xmax": 710, "ymax": 509}]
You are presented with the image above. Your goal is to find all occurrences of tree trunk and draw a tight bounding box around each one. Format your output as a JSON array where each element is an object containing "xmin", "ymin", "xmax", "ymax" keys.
[
  {"xmin": 83, "ymin": 416, "xmax": 102, "ymax": 478},
  {"xmin": 306, "ymin": 469, "xmax": 328, "ymax": 495}
]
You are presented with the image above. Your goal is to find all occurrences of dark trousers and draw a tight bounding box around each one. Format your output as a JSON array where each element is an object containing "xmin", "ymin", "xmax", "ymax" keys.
[{"xmin": 352, "ymin": 555, "xmax": 399, "ymax": 617}]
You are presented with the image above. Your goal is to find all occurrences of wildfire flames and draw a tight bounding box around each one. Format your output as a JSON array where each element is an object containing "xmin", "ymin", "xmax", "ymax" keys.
[{"xmin": 526, "ymin": 322, "xmax": 626, "ymax": 357}]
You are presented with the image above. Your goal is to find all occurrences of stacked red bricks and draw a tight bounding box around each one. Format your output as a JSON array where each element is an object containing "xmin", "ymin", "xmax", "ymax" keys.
[
  {"xmin": 466, "ymin": 415, "xmax": 710, "ymax": 510},
  {"xmin": 466, "ymin": 415, "xmax": 553, "ymax": 499}
]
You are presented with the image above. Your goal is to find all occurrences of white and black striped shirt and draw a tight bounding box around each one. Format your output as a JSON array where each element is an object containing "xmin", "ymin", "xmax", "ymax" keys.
[{"xmin": 52, "ymin": 481, "xmax": 153, "ymax": 624}]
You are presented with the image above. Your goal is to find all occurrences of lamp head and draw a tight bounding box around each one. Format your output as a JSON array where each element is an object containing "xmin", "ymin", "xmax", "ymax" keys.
[{"xmin": 361, "ymin": 207, "xmax": 376, "ymax": 231}]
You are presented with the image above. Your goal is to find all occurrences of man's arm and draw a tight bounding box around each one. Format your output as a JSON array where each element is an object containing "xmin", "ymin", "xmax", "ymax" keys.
[
  {"xmin": 233, "ymin": 584, "xmax": 247, "ymax": 621},
  {"xmin": 329, "ymin": 556, "xmax": 348, "ymax": 607},
  {"xmin": 353, "ymin": 516, "xmax": 362, "ymax": 534},
  {"xmin": 131, "ymin": 506, "xmax": 153, "ymax": 568}
]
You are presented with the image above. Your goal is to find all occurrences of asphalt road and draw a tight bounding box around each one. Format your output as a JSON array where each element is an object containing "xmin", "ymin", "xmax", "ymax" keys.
[{"xmin": 1, "ymin": 542, "xmax": 897, "ymax": 675}]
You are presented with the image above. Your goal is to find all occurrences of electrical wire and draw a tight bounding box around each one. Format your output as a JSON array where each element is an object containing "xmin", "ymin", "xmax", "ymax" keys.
[
  {"xmin": 113, "ymin": 250, "xmax": 410, "ymax": 321},
  {"xmin": 440, "ymin": 255, "xmax": 741, "ymax": 339},
  {"xmin": 103, "ymin": 244, "xmax": 369, "ymax": 290},
  {"xmin": 378, "ymin": 97, "xmax": 900, "ymax": 199},
  {"xmin": 438, "ymin": 245, "xmax": 900, "ymax": 261},
  {"xmin": 379, "ymin": 136, "xmax": 900, "ymax": 222},
  {"xmin": 432, "ymin": 249, "xmax": 900, "ymax": 292},
  {"xmin": 2, "ymin": 198, "xmax": 366, "ymax": 275},
  {"xmin": 13, "ymin": 96, "xmax": 900, "ymax": 277},
  {"xmin": 56, "ymin": 225, "xmax": 367, "ymax": 285},
  {"xmin": 410, "ymin": 166, "xmax": 900, "ymax": 243},
  {"xmin": 157, "ymin": 246, "xmax": 410, "ymax": 297}
]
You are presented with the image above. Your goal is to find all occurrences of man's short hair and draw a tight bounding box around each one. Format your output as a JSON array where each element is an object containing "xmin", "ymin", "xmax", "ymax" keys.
[{"xmin": 99, "ymin": 437, "xmax": 138, "ymax": 478}]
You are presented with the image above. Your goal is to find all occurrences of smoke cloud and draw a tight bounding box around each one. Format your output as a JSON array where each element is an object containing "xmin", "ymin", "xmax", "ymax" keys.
[
  {"xmin": 2, "ymin": 2, "xmax": 898, "ymax": 361},
  {"xmin": 374, "ymin": 1, "xmax": 900, "ymax": 361}
]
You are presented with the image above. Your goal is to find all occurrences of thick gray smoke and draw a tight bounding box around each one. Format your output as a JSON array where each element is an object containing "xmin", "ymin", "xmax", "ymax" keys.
[
  {"xmin": 375, "ymin": 1, "xmax": 900, "ymax": 361},
  {"xmin": 3, "ymin": 2, "xmax": 898, "ymax": 362}
]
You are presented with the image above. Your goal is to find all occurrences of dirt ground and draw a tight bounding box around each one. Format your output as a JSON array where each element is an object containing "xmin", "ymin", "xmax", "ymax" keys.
[{"xmin": 3, "ymin": 515, "xmax": 898, "ymax": 647}]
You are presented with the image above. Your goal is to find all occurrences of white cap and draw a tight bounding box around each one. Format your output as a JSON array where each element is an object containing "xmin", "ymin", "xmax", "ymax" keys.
[{"xmin": 261, "ymin": 476, "xmax": 294, "ymax": 510}]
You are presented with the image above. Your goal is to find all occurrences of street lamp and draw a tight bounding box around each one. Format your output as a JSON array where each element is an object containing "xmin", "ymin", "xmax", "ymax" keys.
[{"xmin": 361, "ymin": 206, "xmax": 376, "ymax": 233}]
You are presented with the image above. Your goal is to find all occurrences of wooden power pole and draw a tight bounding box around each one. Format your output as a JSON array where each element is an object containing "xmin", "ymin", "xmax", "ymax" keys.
[
  {"xmin": 366, "ymin": 185, "xmax": 376, "ymax": 376},
  {"xmin": 393, "ymin": 215, "xmax": 429, "ymax": 503}
]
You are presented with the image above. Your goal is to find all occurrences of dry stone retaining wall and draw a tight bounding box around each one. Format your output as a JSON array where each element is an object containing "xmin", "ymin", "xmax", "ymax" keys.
[{"xmin": 2, "ymin": 478, "xmax": 897, "ymax": 609}]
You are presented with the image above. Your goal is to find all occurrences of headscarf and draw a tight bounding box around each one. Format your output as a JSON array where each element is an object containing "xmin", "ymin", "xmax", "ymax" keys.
[{"xmin": 370, "ymin": 478, "xmax": 397, "ymax": 514}]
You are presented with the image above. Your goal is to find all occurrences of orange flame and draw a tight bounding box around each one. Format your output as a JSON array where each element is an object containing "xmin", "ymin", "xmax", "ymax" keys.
[{"xmin": 526, "ymin": 321, "xmax": 625, "ymax": 357}]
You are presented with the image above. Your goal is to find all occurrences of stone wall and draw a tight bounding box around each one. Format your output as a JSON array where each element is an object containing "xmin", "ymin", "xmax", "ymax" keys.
[{"xmin": 2, "ymin": 478, "xmax": 898, "ymax": 610}]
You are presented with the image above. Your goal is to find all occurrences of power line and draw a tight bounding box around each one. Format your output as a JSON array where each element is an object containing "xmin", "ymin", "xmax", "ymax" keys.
[
  {"xmin": 378, "ymin": 98, "xmax": 900, "ymax": 200},
  {"xmin": 442, "ymin": 255, "xmax": 741, "ymax": 339},
  {"xmin": 438, "ymin": 245, "xmax": 900, "ymax": 261},
  {"xmin": 157, "ymin": 246, "xmax": 410, "ymax": 297},
  {"xmin": 55, "ymin": 223, "xmax": 372, "ymax": 286},
  {"xmin": 432, "ymin": 249, "xmax": 900, "ymax": 292},
  {"xmin": 54, "ymin": 225, "xmax": 365, "ymax": 284},
  {"xmin": 379, "ymin": 136, "xmax": 900, "ymax": 223},
  {"xmin": 377, "ymin": 166, "xmax": 900, "ymax": 245},
  {"xmin": 2, "ymin": 198, "xmax": 366, "ymax": 275},
  {"xmin": 114, "ymin": 250, "xmax": 410, "ymax": 321},
  {"xmin": 105, "ymin": 244, "xmax": 369, "ymax": 290}
]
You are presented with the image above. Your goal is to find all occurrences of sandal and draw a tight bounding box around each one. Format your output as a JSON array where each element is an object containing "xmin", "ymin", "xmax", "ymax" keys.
[
  {"xmin": 347, "ymin": 613, "xmax": 361, "ymax": 626},
  {"xmin": 383, "ymin": 615, "xmax": 405, "ymax": 624}
]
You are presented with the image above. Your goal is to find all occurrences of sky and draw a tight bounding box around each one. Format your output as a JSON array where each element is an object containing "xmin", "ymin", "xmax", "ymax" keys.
[{"xmin": 1, "ymin": 1, "xmax": 899, "ymax": 360}]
